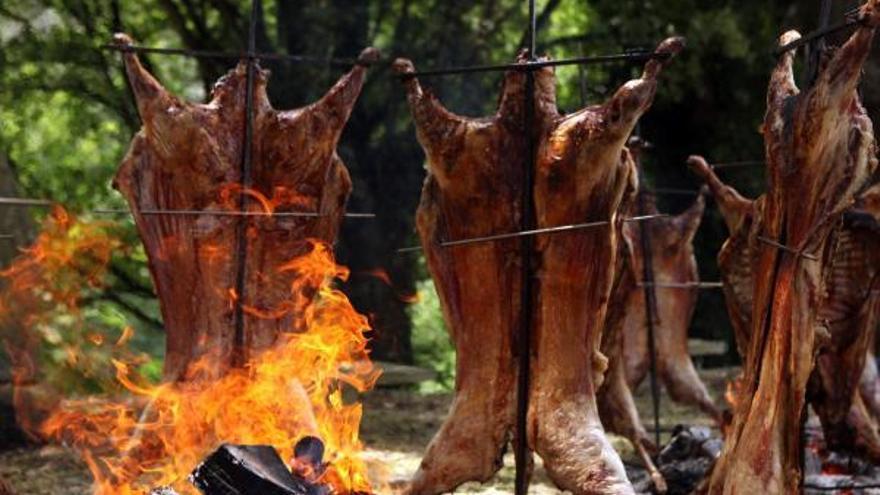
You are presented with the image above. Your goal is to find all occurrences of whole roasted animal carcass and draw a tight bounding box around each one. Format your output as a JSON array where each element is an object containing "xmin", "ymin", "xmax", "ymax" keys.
[
  {"xmin": 619, "ymin": 189, "xmax": 723, "ymax": 425},
  {"xmin": 695, "ymin": 4, "xmax": 880, "ymax": 488},
  {"xmin": 113, "ymin": 34, "xmax": 378, "ymax": 381},
  {"xmin": 690, "ymin": 154, "xmax": 880, "ymax": 462},
  {"xmin": 396, "ymin": 37, "xmax": 683, "ymax": 495}
]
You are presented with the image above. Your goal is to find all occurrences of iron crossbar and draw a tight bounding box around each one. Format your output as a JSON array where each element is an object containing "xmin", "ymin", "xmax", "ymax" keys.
[
  {"xmin": 775, "ymin": 6, "xmax": 865, "ymax": 56},
  {"xmin": 646, "ymin": 187, "xmax": 703, "ymax": 196},
  {"xmin": 0, "ymin": 199, "xmax": 376, "ymax": 219},
  {"xmin": 92, "ymin": 208, "xmax": 376, "ymax": 219},
  {"xmin": 710, "ymin": 160, "xmax": 765, "ymax": 170},
  {"xmin": 399, "ymin": 50, "xmax": 669, "ymax": 78},
  {"xmin": 392, "ymin": 214, "xmax": 667, "ymax": 253},
  {"xmin": 442, "ymin": 214, "xmax": 667, "ymax": 247},
  {"xmin": 102, "ymin": 43, "xmax": 360, "ymax": 67},
  {"xmin": 637, "ymin": 281, "xmax": 724, "ymax": 289},
  {"xmin": 756, "ymin": 235, "xmax": 819, "ymax": 261}
]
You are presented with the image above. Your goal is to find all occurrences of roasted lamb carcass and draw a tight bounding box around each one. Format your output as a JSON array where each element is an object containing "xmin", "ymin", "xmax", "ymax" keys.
[
  {"xmin": 530, "ymin": 37, "xmax": 684, "ymax": 495},
  {"xmin": 699, "ymin": 7, "xmax": 880, "ymax": 488},
  {"xmin": 691, "ymin": 151, "xmax": 880, "ymax": 461},
  {"xmin": 620, "ymin": 189, "xmax": 724, "ymax": 425},
  {"xmin": 113, "ymin": 34, "xmax": 378, "ymax": 381},
  {"xmin": 396, "ymin": 37, "xmax": 683, "ymax": 495},
  {"xmin": 393, "ymin": 56, "xmax": 526, "ymax": 495}
]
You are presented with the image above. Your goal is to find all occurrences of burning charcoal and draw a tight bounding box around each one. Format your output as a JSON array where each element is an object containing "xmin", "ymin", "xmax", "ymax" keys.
[
  {"xmin": 190, "ymin": 444, "xmax": 324, "ymax": 495},
  {"xmin": 655, "ymin": 426, "xmax": 721, "ymax": 495},
  {"xmin": 290, "ymin": 436, "xmax": 328, "ymax": 486},
  {"xmin": 149, "ymin": 488, "xmax": 180, "ymax": 495}
]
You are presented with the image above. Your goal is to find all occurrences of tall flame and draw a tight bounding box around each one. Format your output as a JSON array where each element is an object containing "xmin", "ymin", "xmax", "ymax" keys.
[{"xmin": 1, "ymin": 207, "xmax": 381, "ymax": 494}]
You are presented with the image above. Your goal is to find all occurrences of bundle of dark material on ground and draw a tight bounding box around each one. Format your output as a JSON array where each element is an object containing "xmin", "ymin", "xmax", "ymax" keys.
[
  {"xmin": 188, "ymin": 437, "xmax": 343, "ymax": 495},
  {"xmin": 628, "ymin": 425, "xmax": 722, "ymax": 495}
]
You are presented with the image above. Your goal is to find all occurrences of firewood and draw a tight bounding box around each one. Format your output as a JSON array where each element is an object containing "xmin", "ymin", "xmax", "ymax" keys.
[{"xmin": 190, "ymin": 444, "xmax": 323, "ymax": 495}]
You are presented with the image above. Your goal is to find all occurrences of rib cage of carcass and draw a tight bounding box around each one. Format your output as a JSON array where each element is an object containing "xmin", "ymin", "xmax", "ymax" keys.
[{"xmin": 691, "ymin": 2, "xmax": 880, "ymax": 490}]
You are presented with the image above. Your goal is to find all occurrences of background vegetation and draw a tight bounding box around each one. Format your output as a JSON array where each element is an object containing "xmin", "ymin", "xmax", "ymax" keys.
[{"xmin": 1, "ymin": 0, "xmax": 875, "ymax": 389}]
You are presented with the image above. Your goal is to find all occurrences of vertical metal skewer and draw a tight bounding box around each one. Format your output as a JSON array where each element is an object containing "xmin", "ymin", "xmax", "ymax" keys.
[
  {"xmin": 231, "ymin": 0, "xmax": 260, "ymax": 368},
  {"xmin": 634, "ymin": 137, "xmax": 663, "ymax": 447},
  {"xmin": 805, "ymin": 0, "xmax": 833, "ymax": 87},
  {"xmin": 514, "ymin": 1, "xmax": 538, "ymax": 493}
]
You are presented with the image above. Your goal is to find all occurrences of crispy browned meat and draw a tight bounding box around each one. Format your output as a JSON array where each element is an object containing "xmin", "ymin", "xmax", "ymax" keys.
[
  {"xmin": 687, "ymin": 156, "xmax": 759, "ymax": 360},
  {"xmin": 393, "ymin": 56, "xmax": 526, "ymax": 495},
  {"xmin": 692, "ymin": 152, "xmax": 880, "ymax": 460},
  {"xmin": 113, "ymin": 34, "xmax": 377, "ymax": 381},
  {"xmin": 529, "ymin": 37, "xmax": 683, "ymax": 495},
  {"xmin": 705, "ymin": 6, "xmax": 880, "ymax": 490},
  {"xmin": 811, "ymin": 217, "xmax": 880, "ymax": 459},
  {"xmin": 620, "ymin": 190, "xmax": 723, "ymax": 424},
  {"xmin": 599, "ymin": 195, "xmax": 667, "ymax": 493},
  {"xmin": 397, "ymin": 38, "xmax": 682, "ymax": 494}
]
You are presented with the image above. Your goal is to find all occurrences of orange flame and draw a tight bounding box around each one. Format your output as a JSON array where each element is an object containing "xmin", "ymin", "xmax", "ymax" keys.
[
  {"xmin": 361, "ymin": 268, "xmax": 419, "ymax": 304},
  {"xmin": 0, "ymin": 207, "xmax": 124, "ymax": 438},
  {"xmin": 1, "ymin": 206, "xmax": 381, "ymax": 494},
  {"xmin": 41, "ymin": 241, "xmax": 380, "ymax": 494}
]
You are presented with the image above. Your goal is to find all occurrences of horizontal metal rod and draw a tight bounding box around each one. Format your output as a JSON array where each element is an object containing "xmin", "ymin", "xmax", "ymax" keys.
[
  {"xmin": 775, "ymin": 14, "xmax": 864, "ymax": 56},
  {"xmin": 0, "ymin": 198, "xmax": 374, "ymax": 218},
  {"xmin": 803, "ymin": 482, "xmax": 880, "ymax": 491},
  {"xmin": 710, "ymin": 160, "xmax": 765, "ymax": 170},
  {"xmin": 103, "ymin": 43, "xmax": 358, "ymax": 67},
  {"xmin": 396, "ymin": 214, "xmax": 667, "ymax": 253},
  {"xmin": 396, "ymin": 245, "xmax": 424, "ymax": 254},
  {"xmin": 92, "ymin": 208, "xmax": 375, "ymax": 219},
  {"xmin": 0, "ymin": 235, "xmax": 15, "ymax": 240},
  {"xmin": 441, "ymin": 214, "xmax": 667, "ymax": 248},
  {"xmin": 647, "ymin": 187, "xmax": 703, "ymax": 197},
  {"xmin": 756, "ymin": 235, "xmax": 818, "ymax": 261},
  {"xmin": 637, "ymin": 281, "xmax": 724, "ymax": 289},
  {"xmin": 0, "ymin": 197, "xmax": 54, "ymax": 207},
  {"xmin": 397, "ymin": 213, "xmax": 669, "ymax": 254},
  {"xmin": 401, "ymin": 51, "xmax": 668, "ymax": 78}
]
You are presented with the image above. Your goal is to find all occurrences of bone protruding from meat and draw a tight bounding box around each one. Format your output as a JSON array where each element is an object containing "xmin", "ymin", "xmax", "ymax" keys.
[
  {"xmin": 113, "ymin": 34, "xmax": 374, "ymax": 381},
  {"xmin": 687, "ymin": 156, "xmax": 759, "ymax": 359},
  {"xmin": 395, "ymin": 56, "xmax": 525, "ymax": 495},
  {"xmin": 706, "ymin": 3, "xmax": 880, "ymax": 490},
  {"xmin": 529, "ymin": 37, "xmax": 683, "ymax": 495},
  {"xmin": 687, "ymin": 156, "xmax": 753, "ymax": 234}
]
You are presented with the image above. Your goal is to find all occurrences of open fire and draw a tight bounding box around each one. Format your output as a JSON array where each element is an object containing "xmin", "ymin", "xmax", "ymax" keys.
[{"xmin": 0, "ymin": 208, "xmax": 381, "ymax": 494}]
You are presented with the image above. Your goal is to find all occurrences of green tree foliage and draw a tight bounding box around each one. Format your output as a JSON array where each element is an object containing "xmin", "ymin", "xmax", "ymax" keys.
[{"xmin": 0, "ymin": 0, "xmax": 869, "ymax": 375}]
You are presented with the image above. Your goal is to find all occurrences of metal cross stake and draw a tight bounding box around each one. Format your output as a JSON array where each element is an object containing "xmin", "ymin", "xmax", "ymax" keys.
[
  {"xmin": 632, "ymin": 137, "xmax": 663, "ymax": 448},
  {"xmin": 805, "ymin": 0, "xmax": 833, "ymax": 87},
  {"xmin": 514, "ymin": 1, "xmax": 538, "ymax": 493},
  {"xmin": 231, "ymin": 0, "xmax": 260, "ymax": 368}
]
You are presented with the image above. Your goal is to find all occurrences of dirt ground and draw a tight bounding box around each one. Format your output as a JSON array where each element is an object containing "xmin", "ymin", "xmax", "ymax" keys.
[{"xmin": 0, "ymin": 368, "xmax": 737, "ymax": 494}]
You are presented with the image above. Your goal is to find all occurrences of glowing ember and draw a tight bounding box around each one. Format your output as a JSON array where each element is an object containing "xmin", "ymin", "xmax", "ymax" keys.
[{"xmin": 0, "ymin": 207, "xmax": 381, "ymax": 494}]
